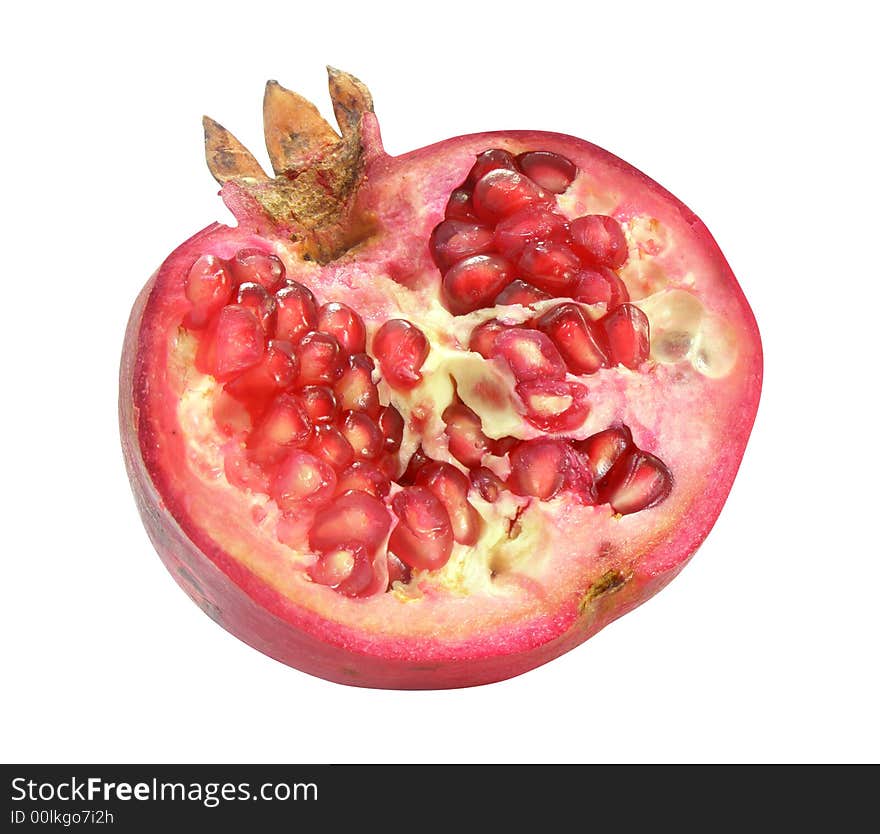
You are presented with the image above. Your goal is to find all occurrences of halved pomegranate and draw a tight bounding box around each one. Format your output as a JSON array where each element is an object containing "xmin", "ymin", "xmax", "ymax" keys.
[{"xmin": 120, "ymin": 70, "xmax": 762, "ymax": 689}]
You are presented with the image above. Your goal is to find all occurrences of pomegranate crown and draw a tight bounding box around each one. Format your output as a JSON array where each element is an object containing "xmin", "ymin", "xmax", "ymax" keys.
[{"xmin": 203, "ymin": 68, "xmax": 377, "ymax": 260}]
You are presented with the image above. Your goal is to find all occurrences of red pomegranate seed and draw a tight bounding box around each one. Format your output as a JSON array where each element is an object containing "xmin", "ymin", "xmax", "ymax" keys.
[
  {"xmin": 507, "ymin": 439, "xmax": 571, "ymax": 500},
  {"xmin": 516, "ymin": 379, "xmax": 590, "ymax": 432},
  {"xmin": 445, "ymin": 187, "xmax": 477, "ymax": 221},
  {"xmin": 601, "ymin": 303, "xmax": 650, "ymax": 369},
  {"xmin": 296, "ymin": 385, "xmax": 338, "ymax": 424},
  {"xmin": 274, "ymin": 281, "xmax": 318, "ymax": 342},
  {"xmin": 465, "ymin": 148, "xmax": 517, "ymax": 187},
  {"xmin": 230, "ymin": 248, "xmax": 285, "ymax": 292},
  {"xmin": 489, "ymin": 328, "xmax": 567, "ymax": 381},
  {"xmin": 378, "ymin": 405, "xmax": 404, "ymax": 454},
  {"xmin": 184, "ymin": 254, "xmax": 233, "ymax": 329},
  {"xmin": 389, "ymin": 487, "xmax": 454, "ymax": 571},
  {"xmin": 296, "ymin": 331, "xmax": 345, "ymax": 386},
  {"xmin": 470, "ymin": 467, "xmax": 504, "ymax": 502},
  {"xmin": 197, "ymin": 305, "xmax": 266, "ymax": 382},
  {"xmin": 269, "ymin": 450, "xmax": 337, "ymax": 510},
  {"xmin": 372, "ymin": 319, "xmax": 429, "ymax": 390},
  {"xmin": 518, "ymin": 241, "xmax": 581, "ymax": 295},
  {"xmin": 472, "ymin": 168, "xmax": 553, "ymax": 225},
  {"xmin": 334, "ymin": 353, "xmax": 380, "ymax": 417},
  {"xmin": 224, "ymin": 445, "xmax": 270, "ymax": 493},
  {"xmin": 535, "ymin": 302, "xmax": 608, "ymax": 375},
  {"xmin": 494, "ymin": 280, "xmax": 552, "ymax": 307},
  {"xmin": 247, "ymin": 393, "xmax": 312, "ymax": 465},
  {"xmin": 336, "ymin": 461, "xmax": 391, "ymax": 499},
  {"xmin": 429, "ymin": 219, "xmax": 495, "ymax": 272},
  {"xmin": 340, "ymin": 411, "xmax": 384, "ymax": 460},
  {"xmin": 416, "ymin": 462, "xmax": 482, "ymax": 545},
  {"xmin": 516, "ymin": 151, "xmax": 578, "ymax": 194},
  {"xmin": 387, "ymin": 552, "xmax": 412, "ymax": 586},
  {"xmin": 442, "ymin": 402, "xmax": 492, "ymax": 467},
  {"xmin": 399, "ymin": 445, "xmax": 429, "ymax": 485},
  {"xmin": 468, "ymin": 319, "xmax": 515, "ymax": 358},
  {"xmin": 493, "ymin": 206, "xmax": 570, "ymax": 260},
  {"xmin": 309, "ymin": 490, "xmax": 391, "ymax": 551},
  {"xmin": 317, "ymin": 302, "xmax": 367, "ymax": 354},
  {"xmin": 235, "ymin": 281, "xmax": 277, "ymax": 333},
  {"xmin": 570, "ymin": 215, "xmax": 629, "ymax": 269},
  {"xmin": 309, "ymin": 542, "xmax": 374, "ymax": 597},
  {"xmin": 224, "ymin": 339, "xmax": 299, "ymax": 410},
  {"xmin": 307, "ymin": 424, "xmax": 355, "ymax": 471},
  {"xmin": 491, "ymin": 435, "xmax": 519, "ymax": 456},
  {"xmin": 442, "ymin": 254, "xmax": 514, "ymax": 315},
  {"xmin": 575, "ymin": 424, "xmax": 634, "ymax": 481},
  {"xmin": 573, "ymin": 267, "xmax": 630, "ymax": 309},
  {"xmin": 597, "ymin": 450, "xmax": 673, "ymax": 514}
]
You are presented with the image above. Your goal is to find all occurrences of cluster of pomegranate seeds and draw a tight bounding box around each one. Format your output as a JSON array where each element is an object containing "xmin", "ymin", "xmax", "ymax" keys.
[{"xmin": 180, "ymin": 147, "xmax": 674, "ymax": 600}]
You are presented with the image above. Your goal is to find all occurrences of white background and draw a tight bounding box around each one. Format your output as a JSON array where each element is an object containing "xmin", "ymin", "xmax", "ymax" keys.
[{"xmin": 2, "ymin": 1, "xmax": 877, "ymax": 764}]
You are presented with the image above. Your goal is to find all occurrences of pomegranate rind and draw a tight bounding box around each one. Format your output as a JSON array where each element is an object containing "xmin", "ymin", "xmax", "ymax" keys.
[{"xmin": 121, "ymin": 124, "xmax": 762, "ymax": 689}]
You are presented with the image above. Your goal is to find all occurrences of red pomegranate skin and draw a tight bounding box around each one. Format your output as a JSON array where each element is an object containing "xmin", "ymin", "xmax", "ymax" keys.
[{"xmin": 120, "ymin": 74, "xmax": 762, "ymax": 689}]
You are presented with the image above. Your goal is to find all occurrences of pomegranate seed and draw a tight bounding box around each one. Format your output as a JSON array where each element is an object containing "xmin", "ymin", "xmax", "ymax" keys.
[
  {"xmin": 597, "ymin": 450, "xmax": 673, "ymax": 515},
  {"xmin": 570, "ymin": 215, "xmax": 629, "ymax": 269},
  {"xmin": 465, "ymin": 148, "xmax": 517, "ymax": 187},
  {"xmin": 493, "ymin": 206, "xmax": 570, "ymax": 260},
  {"xmin": 518, "ymin": 241, "xmax": 581, "ymax": 295},
  {"xmin": 275, "ymin": 281, "xmax": 318, "ymax": 342},
  {"xmin": 223, "ymin": 444, "xmax": 269, "ymax": 493},
  {"xmin": 495, "ymin": 280, "xmax": 552, "ymax": 307},
  {"xmin": 442, "ymin": 254, "xmax": 514, "ymax": 315},
  {"xmin": 416, "ymin": 462, "xmax": 482, "ymax": 545},
  {"xmin": 336, "ymin": 461, "xmax": 391, "ymax": 499},
  {"xmin": 184, "ymin": 254, "xmax": 233, "ymax": 329},
  {"xmin": 507, "ymin": 439, "xmax": 570, "ymax": 500},
  {"xmin": 296, "ymin": 385, "xmax": 338, "ymax": 424},
  {"xmin": 334, "ymin": 353, "xmax": 380, "ymax": 417},
  {"xmin": 224, "ymin": 339, "xmax": 299, "ymax": 410},
  {"xmin": 601, "ymin": 303, "xmax": 650, "ymax": 369},
  {"xmin": 470, "ymin": 467, "xmax": 504, "ymax": 502},
  {"xmin": 573, "ymin": 267, "xmax": 630, "ymax": 309},
  {"xmin": 535, "ymin": 302, "xmax": 609, "ymax": 375},
  {"xmin": 198, "ymin": 305, "xmax": 266, "ymax": 382},
  {"xmin": 575, "ymin": 425, "xmax": 634, "ymax": 481},
  {"xmin": 247, "ymin": 393, "xmax": 312, "ymax": 465},
  {"xmin": 472, "ymin": 168, "xmax": 553, "ymax": 224},
  {"xmin": 516, "ymin": 151, "xmax": 578, "ymax": 194},
  {"xmin": 399, "ymin": 446, "xmax": 430, "ymax": 485},
  {"xmin": 372, "ymin": 319, "xmax": 429, "ymax": 390},
  {"xmin": 378, "ymin": 405, "xmax": 405, "ymax": 454},
  {"xmin": 309, "ymin": 542, "xmax": 374, "ymax": 597},
  {"xmin": 489, "ymin": 328, "xmax": 567, "ymax": 381},
  {"xmin": 309, "ymin": 490, "xmax": 391, "ymax": 551},
  {"xmin": 491, "ymin": 435, "xmax": 519, "ymax": 456},
  {"xmin": 468, "ymin": 319, "xmax": 515, "ymax": 358},
  {"xmin": 317, "ymin": 302, "xmax": 367, "ymax": 354},
  {"xmin": 307, "ymin": 424, "xmax": 355, "ymax": 471},
  {"xmin": 230, "ymin": 248, "xmax": 285, "ymax": 292},
  {"xmin": 429, "ymin": 219, "xmax": 495, "ymax": 272},
  {"xmin": 445, "ymin": 187, "xmax": 477, "ymax": 221},
  {"xmin": 442, "ymin": 402, "xmax": 492, "ymax": 467},
  {"xmin": 516, "ymin": 379, "xmax": 590, "ymax": 432},
  {"xmin": 213, "ymin": 390, "xmax": 252, "ymax": 436},
  {"xmin": 340, "ymin": 411, "xmax": 384, "ymax": 460},
  {"xmin": 389, "ymin": 487, "xmax": 454, "ymax": 571},
  {"xmin": 235, "ymin": 281, "xmax": 277, "ymax": 333},
  {"xmin": 269, "ymin": 450, "xmax": 337, "ymax": 510},
  {"xmin": 387, "ymin": 552, "xmax": 412, "ymax": 586},
  {"xmin": 296, "ymin": 331, "xmax": 345, "ymax": 386}
]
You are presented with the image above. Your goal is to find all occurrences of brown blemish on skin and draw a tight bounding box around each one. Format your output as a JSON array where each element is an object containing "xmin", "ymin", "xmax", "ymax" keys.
[{"xmin": 579, "ymin": 569, "xmax": 631, "ymax": 614}]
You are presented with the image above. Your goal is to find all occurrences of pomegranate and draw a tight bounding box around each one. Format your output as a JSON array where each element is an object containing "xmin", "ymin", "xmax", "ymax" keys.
[{"xmin": 119, "ymin": 69, "xmax": 762, "ymax": 689}]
